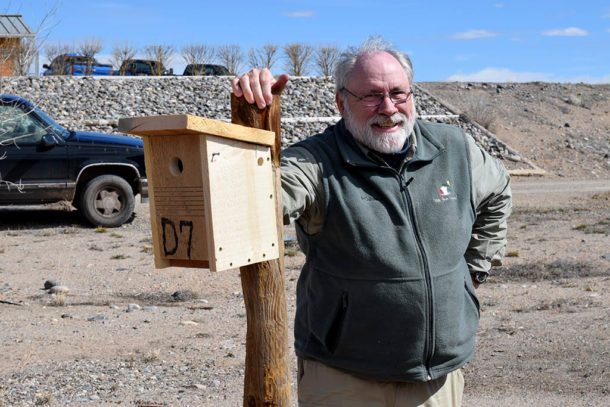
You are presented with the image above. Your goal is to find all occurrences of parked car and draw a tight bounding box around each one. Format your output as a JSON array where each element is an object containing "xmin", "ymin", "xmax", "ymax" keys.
[
  {"xmin": 0, "ymin": 95, "xmax": 147, "ymax": 227},
  {"xmin": 183, "ymin": 64, "xmax": 231, "ymax": 76},
  {"xmin": 117, "ymin": 59, "xmax": 173, "ymax": 76},
  {"xmin": 42, "ymin": 54, "xmax": 113, "ymax": 76}
]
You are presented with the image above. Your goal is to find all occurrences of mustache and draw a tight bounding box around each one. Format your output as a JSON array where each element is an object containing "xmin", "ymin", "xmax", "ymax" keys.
[{"xmin": 369, "ymin": 112, "xmax": 408, "ymax": 126}]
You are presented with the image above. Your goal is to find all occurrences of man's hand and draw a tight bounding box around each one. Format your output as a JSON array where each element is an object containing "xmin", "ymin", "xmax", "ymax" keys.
[
  {"xmin": 231, "ymin": 68, "xmax": 290, "ymax": 109},
  {"xmin": 472, "ymin": 278, "xmax": 480, "ymax": 290}
]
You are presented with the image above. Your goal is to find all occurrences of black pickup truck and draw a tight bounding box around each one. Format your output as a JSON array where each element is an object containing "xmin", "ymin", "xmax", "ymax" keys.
[{"xmin": 0, "ymin": 95, "xmax": 147, "ymax": 227}]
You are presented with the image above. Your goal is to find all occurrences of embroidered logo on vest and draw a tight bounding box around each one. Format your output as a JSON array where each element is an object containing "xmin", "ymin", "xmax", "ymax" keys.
[{"xmin": 434, "ymin": 180, "xmax": 458, "ymax": 202}]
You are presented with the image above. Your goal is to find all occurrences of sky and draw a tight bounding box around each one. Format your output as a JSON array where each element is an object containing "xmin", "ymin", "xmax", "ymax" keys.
[{"xmin": 9, "ymin": 0, "xmax": 610, "ymax": 83}]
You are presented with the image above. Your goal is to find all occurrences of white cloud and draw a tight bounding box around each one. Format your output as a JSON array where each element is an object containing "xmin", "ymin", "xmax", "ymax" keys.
[
  {"xmin": 602, "ymin": 12, "xmax": 610, "ymax": 18},
  {"xmin": 495, "ymin": 3, "xmax": 504, "ymax": 7},
  {"xmin": 447, "ymin": 68, "xmax": 610, "ymax": 83},
  {"xmin": 283, "ymin": 11, "xmax": 316, "ymax": 18},
  {"xmin": 449, "ymin": 30, "xmax": 497, "ymax": 40},
  {"xmin": 454, "ymin": 55, "xmax": 470, "ymax": 62},
  {"xmin": 542, "ymin": 27, "xmax": 588, "ymax": 36},
  {"xmin": 447, "ymin": 68, "xmax": 553, "ymax": 82},
  {"xmin": 563, "ymin": 73, "xmax": 610, "ymax": 83}
]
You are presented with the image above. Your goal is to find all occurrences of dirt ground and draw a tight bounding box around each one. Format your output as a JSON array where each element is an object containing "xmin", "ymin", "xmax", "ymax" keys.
[
  {"xmin": 420, "ymin": 82, "xmax": 610, "ymax": 180},
  {"xmin": 1, "ymin": 83, "xmax": 609, "ymax": 406}
]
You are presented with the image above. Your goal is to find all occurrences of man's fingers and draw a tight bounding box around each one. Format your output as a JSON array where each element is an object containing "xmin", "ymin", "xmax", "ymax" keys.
[
  {"xmin": 271, "ymin": 73, "xmax": 291, "ymax": 96},
  {"xmin": 240, "ymin": 70, "xmax": 258, "ymax": 105},
  {"xmin": 232, "ymin": 69, "xmax": 290, "ymax": 109},
  {"xmin": 230, "ymin": 77, "xmax": 244, "ymax": 97},
  {"xmin": 259, "ymin": 69, "xmax": 274, "ymax": 106},
  {"xmin": 249, "ymin": 69, "xmax": 268, "ymax": 109}
]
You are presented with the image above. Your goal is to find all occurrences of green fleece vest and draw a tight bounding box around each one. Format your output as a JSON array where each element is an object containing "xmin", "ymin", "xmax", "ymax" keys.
[{"xmin": 292, "ymin": 119, "xmax": 479, "ymax": 382}]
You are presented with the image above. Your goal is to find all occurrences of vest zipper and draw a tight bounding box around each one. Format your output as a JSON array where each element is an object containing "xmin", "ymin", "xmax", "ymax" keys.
[{"xmin": 399, "ymin": 173, "xmax": 435, "ymax": 380}]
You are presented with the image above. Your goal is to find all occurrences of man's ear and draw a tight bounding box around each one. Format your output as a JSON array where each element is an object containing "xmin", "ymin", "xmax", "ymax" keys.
[{"xmin": 336, "ymin": 92, "xmax": 345, "ymax": 116}]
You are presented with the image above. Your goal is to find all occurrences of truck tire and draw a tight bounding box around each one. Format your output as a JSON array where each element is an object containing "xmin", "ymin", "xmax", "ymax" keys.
[{"xmin": 80, "ymin": 175, "xmax": 135, "ymax": 227}]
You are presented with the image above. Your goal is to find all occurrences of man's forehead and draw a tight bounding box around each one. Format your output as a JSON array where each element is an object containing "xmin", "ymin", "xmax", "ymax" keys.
[{"xmin": 348, "ymin": 51, "xmax": 410, "ymax": 90}]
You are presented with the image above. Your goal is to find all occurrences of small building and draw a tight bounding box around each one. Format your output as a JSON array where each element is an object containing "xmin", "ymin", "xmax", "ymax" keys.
[{"xmin": 0, "ymin": 14, "xmax": 35, "ymax": 76}]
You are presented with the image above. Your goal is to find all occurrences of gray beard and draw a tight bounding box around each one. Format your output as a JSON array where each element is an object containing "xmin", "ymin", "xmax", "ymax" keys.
[{"xmin": 343, "ymin": 99, "xmax": 416, "ymax": 154}]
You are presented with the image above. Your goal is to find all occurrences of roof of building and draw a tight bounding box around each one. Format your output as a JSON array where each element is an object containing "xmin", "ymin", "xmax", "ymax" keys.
[{"xmin": 0, "ymin": 15, "xmax": 35, "ymax": 38}]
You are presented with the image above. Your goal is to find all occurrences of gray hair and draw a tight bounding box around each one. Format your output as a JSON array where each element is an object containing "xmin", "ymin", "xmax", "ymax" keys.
[{"xmin": 333, "ymin": 36, "xmax": 414, "ymax": 93}]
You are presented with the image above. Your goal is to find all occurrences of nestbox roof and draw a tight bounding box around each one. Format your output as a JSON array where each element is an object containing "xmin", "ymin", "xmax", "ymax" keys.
[{"xmin": 119, "ymin": 114, "xmax": 276, "ymax": 148}]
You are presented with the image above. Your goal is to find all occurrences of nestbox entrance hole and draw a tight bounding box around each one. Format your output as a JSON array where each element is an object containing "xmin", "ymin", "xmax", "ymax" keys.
[{"xmin": 169, "ymin": 157, "xmax": 184, "ymax": 176}]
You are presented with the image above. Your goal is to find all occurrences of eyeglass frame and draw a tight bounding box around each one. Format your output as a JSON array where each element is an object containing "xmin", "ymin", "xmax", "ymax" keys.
[{"xmin": 340, "ymin": 87, "xmax": 414, "ymax": 107}]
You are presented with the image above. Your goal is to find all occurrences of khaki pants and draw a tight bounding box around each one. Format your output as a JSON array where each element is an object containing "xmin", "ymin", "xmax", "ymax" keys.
[{"xmin": 298, "ymin": 359, "xmax": 464, "ymax": 407}]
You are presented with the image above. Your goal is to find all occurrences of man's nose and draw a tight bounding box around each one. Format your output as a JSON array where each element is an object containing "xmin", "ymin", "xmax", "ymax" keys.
[{"xmin": 377, "ymin": 95, "xmax": 399, "ymax": 115}]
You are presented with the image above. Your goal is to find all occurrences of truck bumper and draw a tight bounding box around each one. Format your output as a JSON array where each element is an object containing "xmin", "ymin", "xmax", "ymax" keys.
[{"xmin": 139, "ymin": 178, "xmax": 149, "ymax": 203}]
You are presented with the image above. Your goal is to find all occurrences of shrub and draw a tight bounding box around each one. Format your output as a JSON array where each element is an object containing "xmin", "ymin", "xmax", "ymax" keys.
[{"xmin": 460, "ymin": 95, "xmax": 497, "ymax": 131}]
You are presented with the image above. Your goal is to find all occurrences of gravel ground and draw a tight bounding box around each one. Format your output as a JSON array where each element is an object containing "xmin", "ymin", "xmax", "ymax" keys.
[
  {"xmin": 1, "ymin": 81, "xmax": 609, "ymax": 406},
  {"xmin": 0, "ymin": 180, "xmax": 608, "ymax": 407}
]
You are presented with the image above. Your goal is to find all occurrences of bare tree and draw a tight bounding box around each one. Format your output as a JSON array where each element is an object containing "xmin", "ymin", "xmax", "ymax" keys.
[
  {"xmin": 44, "ymin": 42, "xmax": 72, "ymax": 63},
  {"xmin": 315, "ymin": 45, "xmax": 340, "ymax": 77},
  {"xmin": 111, "ymin": 42, "xmax": 136, "ymax": 75},
  {"xmin": 247, "ymin": 44, "xmax": 279, "ymax": 70},
  {"xmin": 143, "ymin": 44, "xmax": 174, "ymax": 75},
  {"xmin": 42, "ymin": 42, "xmax": 73, "ymax": 75},
  {"xmin": 0, "ymin": 95, "xmax": 52, "ymax": 192},
  {"xmin": 78, "ymin": 38, "xmax": 103, "ymax": 75},
  {"xmin": 1, "ymin": 1, "xmax": 60, "ymax": 191},
  {"xmin": 283, "ymin": 43, "xmax": 314, "ymax": 76},
  {"xmin": 8, "ymin": 38, "xmax": 35, "ymax": 76},
  {"xmin": 181, "ymin": 43, "xmax": 216, "ymax": 74},
  {"xmin": 217, "ymin": 44, "xmax": 243, "ymax": 75}
]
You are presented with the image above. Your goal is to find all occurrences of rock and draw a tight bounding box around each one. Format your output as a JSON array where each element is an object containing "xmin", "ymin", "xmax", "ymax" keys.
[
  {"xmin": 87, "ymin": 315, "xmax": 107, "ymax": 322},
  {"xmin": 127, "ymin": 303, "xmax": 141, "ymax": 312},
  {"xmin": 44, "ymin": 279, "xmax": 60, "ymax": 289},
  {"xmin": 565, "ymin": 94, "xmax": 582, "ymax": 106},
  {"xmin": 48, "ymin": 285, "xmax": 69, "ymax": 294},
  {"xmin": 602, "ymin": 254, "xmax": 610, "ymax": 260},
  {"xmin": 172, "ymin": 290, "xmax": 197, "ymax": 301}
]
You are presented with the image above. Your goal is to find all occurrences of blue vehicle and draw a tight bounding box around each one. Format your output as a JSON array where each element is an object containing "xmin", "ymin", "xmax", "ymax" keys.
[
  {"xmin": 42, "ymin": 54, "xmax": 113, "ymax": 76},
  {"xmin": 0, "ymin": 95, "xmax": 147, "ymax": 227}
]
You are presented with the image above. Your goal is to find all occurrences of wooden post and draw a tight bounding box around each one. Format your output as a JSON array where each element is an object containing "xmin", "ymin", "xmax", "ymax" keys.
[{"xmin": 231, "ymin": 94, "xmax": 291, "ymax": 407}]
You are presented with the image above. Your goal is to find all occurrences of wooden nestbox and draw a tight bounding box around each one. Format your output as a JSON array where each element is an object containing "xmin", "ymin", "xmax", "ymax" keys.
[{"xmin": 118, "ymin": 114, "xmax": 280, "ymax": 272}]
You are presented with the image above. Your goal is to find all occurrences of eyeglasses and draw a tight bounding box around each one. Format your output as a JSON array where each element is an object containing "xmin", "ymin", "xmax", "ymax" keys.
[{"xmin": 341, "ymin": 87, "xmax": 413, "ymax": 107}]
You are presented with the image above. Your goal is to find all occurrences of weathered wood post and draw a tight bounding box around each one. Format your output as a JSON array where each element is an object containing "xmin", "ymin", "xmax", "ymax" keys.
[{"xmin": 231, "ymin": 94, "xmax": 291, "ymax": 407}]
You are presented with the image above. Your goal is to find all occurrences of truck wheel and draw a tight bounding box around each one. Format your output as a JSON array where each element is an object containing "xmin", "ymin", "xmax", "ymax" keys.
[{"xmin": 80, "ymin": 175, "xmax": 135, "ymax": 227}]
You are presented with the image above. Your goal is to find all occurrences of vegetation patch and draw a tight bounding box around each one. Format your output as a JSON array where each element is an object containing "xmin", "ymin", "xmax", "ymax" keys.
[
  {"xmin": 493, "ymin": 260, "xmax": 606, "ymax": 282},
  {"xmin": 513, "ymin": 297, "xmax": 601, "ymax": 313}
]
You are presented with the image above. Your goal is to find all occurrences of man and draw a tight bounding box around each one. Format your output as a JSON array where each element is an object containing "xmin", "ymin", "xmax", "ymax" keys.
[{"xmin": 232, "ymin": 37, "xmax": 512, "ymax": 407}]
